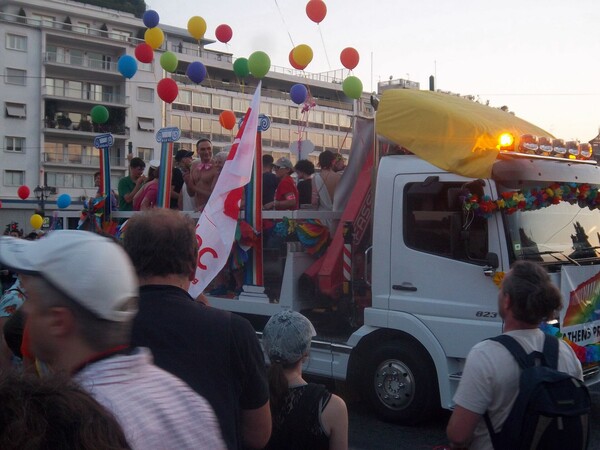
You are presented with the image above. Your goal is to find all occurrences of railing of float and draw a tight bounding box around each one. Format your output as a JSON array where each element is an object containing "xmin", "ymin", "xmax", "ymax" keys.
[{"xmin": 47, "ymin": 209, "xmax": 343, "ymax": 229}]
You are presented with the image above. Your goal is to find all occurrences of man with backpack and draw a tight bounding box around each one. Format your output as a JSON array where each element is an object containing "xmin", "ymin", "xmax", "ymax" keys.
[{"xmin": 446, "ymin": 260, "xmax": 588, "ymax": 450}]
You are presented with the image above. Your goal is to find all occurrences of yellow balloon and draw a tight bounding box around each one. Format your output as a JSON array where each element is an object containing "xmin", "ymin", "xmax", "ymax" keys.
[
  {"xmin": 292, "ymin": 44, "xmax": 313, "ymax": 68},
  {"xmin": 30, "ymin": 214, "xmax": 43, "ymax": 230},
  {"xmin": 187, "ymin": 16, "xmax": 207, "ymax": 40},
  {"xmin": 144, "ymin": 27, "xmax": 164, "ymax": 50}
]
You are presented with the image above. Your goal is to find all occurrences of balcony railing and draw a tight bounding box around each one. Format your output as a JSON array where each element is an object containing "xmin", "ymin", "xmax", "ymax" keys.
[
  {"xmin": 43, "ymin": 119, "xmax": 130, "ymax": 136},
  {"xmin": 43, "ymin": 84, "xmax": 127, "ymax": 105},
  {"xmin": 43, "ymin": 152, "xmax": 126, "ymax": 167},
  {"xmin": 0, "ymin": 12, "xmax": 148, "ymax": 47},
  {"xmin": 44, "ymin": 51, "xmax": 119, "ymax": 74}
]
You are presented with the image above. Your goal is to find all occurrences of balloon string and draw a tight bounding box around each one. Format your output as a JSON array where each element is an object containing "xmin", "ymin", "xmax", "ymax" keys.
[
  {"xmin": 318, "ymin": 25, "xmax": 331, "ymax": 70},
  {"xmin": 273, "ymin": 0, "xmax": 295, "ymax": 48}
]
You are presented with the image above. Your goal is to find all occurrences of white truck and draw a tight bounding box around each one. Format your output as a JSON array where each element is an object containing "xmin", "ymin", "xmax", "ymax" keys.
[{"xmin": 207, "ymin": 89, "xmax": 600, "ymax": 423}]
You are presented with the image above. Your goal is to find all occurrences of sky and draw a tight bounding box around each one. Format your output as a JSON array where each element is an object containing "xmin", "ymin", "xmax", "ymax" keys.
[{"xmin": 148, "ymin": 0, "xmax": 600, "ymax": 141}]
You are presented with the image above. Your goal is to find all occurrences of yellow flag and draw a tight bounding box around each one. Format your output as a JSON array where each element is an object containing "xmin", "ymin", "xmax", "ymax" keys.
[{"xmin": 376, "ymin": 89, "xmax": 553, "ymax": 178}]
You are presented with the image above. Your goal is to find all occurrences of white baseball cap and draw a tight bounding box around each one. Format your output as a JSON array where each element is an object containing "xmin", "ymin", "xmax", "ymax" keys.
[{"xmin": 0, "ymin": 231, "xmax": 138, "ymax": 322}]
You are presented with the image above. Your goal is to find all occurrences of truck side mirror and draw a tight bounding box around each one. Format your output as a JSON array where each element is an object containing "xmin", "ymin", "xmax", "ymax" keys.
[
  {"xmin": 483, "ymin": 252, "xmax": 499, "ymax": 276},
  {"xmin": 485, "ymin": 252, "xmax": 499, "ymax": 268}
]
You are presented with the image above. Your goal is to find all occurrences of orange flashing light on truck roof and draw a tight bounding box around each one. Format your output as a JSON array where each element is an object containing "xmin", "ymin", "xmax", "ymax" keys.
[{"xmin": 497, "ymin": 133, "xmax": 594, "ymax": 162}]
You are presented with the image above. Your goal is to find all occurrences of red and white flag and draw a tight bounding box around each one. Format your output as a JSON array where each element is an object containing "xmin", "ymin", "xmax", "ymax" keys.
[{"xmin": 189, "ymin": 82, "xmax": 262, "ymax": 297}]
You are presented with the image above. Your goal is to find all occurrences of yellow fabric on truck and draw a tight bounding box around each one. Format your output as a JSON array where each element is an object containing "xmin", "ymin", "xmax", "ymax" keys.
[{"xmin": 376, "ymin": 89, "xmax": 553, "ymax": 179}]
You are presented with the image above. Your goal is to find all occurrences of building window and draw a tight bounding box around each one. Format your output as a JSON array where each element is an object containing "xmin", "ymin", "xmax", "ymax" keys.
[
  {"xmin": 176, "ymin": 90, "xmax": 192, "ymax": 105},
  {"xmin": 138, "ymin": 117, "xmax": 155, "ymax": 132},
  {"xmin": 180, "ymin": 116, "xmax": 190, "ymax": 131},
  {"xmin": 193, "ymin": 92, "xmax": 211, "ymax": 107},
  {"xmin": 138, "ymin": 62, "xmax": 154, "ymax": 72},
  {"xmin": 69, "ymin": 49, "xmax": 84, "ymax": 66},
  {"xmin": 233, "ymin": 98, "xmax": 249, "ymax": 112},
  {"xmin": 137, "ymin": 87, "xmax": 154, "ymax": 102},
  {"xmin": 339, "ymin": 115, "xmax": 351, "ymax": 128},
  {"xmin": 324, "ymin": 112, "xmax": 338, "ymax": 125},
  {"xmin": 5, "ymin": 34, "xmax": 27, "ymax": 51},
  {"xmin": 273, "ymin": 104, "xmax": 289, "ymax": 119},
  {"xmin": 137, "ymin": 147, "xmax": 153, "ymax": 161},
  {"xmin": 5, "ymin": 102, "xmax": 26, "ymax": 118},
  {"xmin": 4, "ymin": 170, "xmax": 24, "ymax": 186},
  {"xmin": 192, "ymin": 117, "xmax": 202, "ymax": 132},
  {"xmin": 5, "ymin": 68, "xmax": 26, "ymax": 86},
  {"xmin": 5, "ymin": 137, "xmax": 25, "ymax": 152}
]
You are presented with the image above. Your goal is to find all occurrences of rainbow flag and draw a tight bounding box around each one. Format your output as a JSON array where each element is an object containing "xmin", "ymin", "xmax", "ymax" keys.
[{"xmin": 157, "ymin": 141, "xmax": 174, "ymax": 208}]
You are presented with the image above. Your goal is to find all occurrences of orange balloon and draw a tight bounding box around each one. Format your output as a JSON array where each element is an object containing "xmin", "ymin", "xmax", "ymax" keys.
[
  {"xmin": 306, "ymin": 0, "xmax": 327, "ymax": 24},
  {"xmin": 340, "ymin": 47, "xmax": 360, "ymax": 70},
  {"xmin": 289, "ymin": 49, "xmax": 307, "ymax": 70},
  {"xmin": 219, "ymin": 110, "xmax": 236, "ymax": 130}
]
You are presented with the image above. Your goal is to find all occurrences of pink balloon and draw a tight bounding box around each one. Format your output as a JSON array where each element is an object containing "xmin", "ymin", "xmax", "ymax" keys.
[{"xmin": 215, "ymin": 24, "xmax": 233, "ymax": 44}]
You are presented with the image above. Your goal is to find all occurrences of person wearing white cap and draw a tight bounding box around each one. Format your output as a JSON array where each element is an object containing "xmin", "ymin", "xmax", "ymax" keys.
[
  {"xmin": 0, "ymin": 231, "xmax": 225, "ymax": 450},
  {"xmin": 262, "ymin": 310, "xmax": 348, "ymax": 450}
]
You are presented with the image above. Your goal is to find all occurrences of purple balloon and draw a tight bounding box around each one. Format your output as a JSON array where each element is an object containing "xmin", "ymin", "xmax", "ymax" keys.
[
  {"xmin": 186, "ymin": 61, "xmax": 207, "ymax": 84},
  {"xmin": 290, "ymin": 84, "xmax": 308, "ymax": 105},
  {"xmin": 143, "ymin": 10, "xmax": 160, "ymax": 28}
]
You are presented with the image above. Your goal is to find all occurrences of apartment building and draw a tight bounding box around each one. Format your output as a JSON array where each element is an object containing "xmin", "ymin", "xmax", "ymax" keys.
[{"xmin": 0, "ymin": 0, "xmax": 369, "ymax": 227}]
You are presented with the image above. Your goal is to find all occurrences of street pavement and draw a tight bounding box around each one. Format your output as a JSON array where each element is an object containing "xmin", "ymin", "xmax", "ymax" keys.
[{"xmin": 343, "ymin": 383, "xmax": 600, "ymax": 449}]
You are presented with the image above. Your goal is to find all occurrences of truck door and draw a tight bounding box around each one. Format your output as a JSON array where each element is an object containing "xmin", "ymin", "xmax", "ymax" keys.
[{"xmin": 389, "ymin": 173, "xmax": 504, "ymax": 359}]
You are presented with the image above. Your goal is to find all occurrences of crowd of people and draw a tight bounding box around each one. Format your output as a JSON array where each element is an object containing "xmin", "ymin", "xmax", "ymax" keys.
[
  {"xmin": 0, "ymin": 142, "xmax": 585, "ymax": 450},
  {"xmin": 0, "ymin": 209, "xmax": 349, "ymax": 449}
]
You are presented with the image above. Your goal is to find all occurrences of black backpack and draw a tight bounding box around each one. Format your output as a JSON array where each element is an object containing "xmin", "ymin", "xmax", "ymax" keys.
[{"xmin": 483, "ymin": 334, "xmax": 591, "ymax": 450}]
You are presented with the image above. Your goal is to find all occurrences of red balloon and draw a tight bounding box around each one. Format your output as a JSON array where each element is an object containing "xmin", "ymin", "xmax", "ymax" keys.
[
  {"xmin": 157, "ymin": 78, "xmax": 178, "ymax": 103},
  {"xmin": 215, "ymin": 24, "xmax": 233, "ymax": 44},
  {"xmin": 219, "ymin": 110, "xmax": 236, "ymax": 130},
  {"xmin": 306, "ymin": 0, "xmax": 327, "ymax": 24},
  {"xmin": 340, "ymin": 47, "xmax": 360, "ymax": 70},
  {"xmin": 135, "ymin": 43, "xmax": 154, "ymax": 63},
  {"xmin": 17, "ymin": 185, "xmax": 30, "ymax": 200},
  {"xmin": 289, "ymin": 49, "xmax": 307, "ymax": 70}
]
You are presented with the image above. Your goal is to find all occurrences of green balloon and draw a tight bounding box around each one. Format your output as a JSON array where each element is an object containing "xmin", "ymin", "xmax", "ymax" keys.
[
  {"xmin": 160, "ymin": 51, "xmax": 178, "ymax": 73},
  {"xmin": 248, "ymin": 51, "xmax": 271, "ymax": 79},
  {"xmin": 233, "ymin": 58, "xmax": 250, "ymax": 79},
  {"xmin": 342, "ymin": 76, "xmax": 363, "ymax": 100},
  {"xmin": 90, "ymin": 105, "xmax": 109, "ymax": 124}
]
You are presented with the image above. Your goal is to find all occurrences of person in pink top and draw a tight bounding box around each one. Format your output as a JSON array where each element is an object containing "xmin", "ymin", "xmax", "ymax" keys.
[{"xmin": 133, "ymin": 160, "xmax": 160, "ymax": 211}]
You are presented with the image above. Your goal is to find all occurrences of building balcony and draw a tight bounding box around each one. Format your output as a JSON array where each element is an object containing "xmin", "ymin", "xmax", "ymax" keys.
[
  {"xmin": 43, "ymin": 85, "xmax": 128, "ymax": 106},
  {"xmin": 42, "ymin": 152, "xmax": 127, "ymax": 168},
  {"xmin": 44, "ymin": 51, "xmax": 121, "ymax": 75},
  {"xmin": 43, "ymin": 119, "xmax": 130, "ymax": 139}
]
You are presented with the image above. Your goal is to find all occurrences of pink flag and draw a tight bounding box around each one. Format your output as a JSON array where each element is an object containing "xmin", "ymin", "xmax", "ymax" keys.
[{"xmin": 189, "ymin": 82, "xmax": 262, "ymax": 297}]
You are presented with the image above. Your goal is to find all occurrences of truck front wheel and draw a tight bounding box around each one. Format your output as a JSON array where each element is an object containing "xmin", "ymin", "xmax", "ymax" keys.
[{"xmin": 363, "ymin": 340, "xmax": 439, "ymax": 424}]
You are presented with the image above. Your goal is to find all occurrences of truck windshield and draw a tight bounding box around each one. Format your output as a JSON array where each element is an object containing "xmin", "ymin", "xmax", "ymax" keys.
[{"xmin": 505, "ymin": 202, "xmax": 600, "ymax": 265}]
